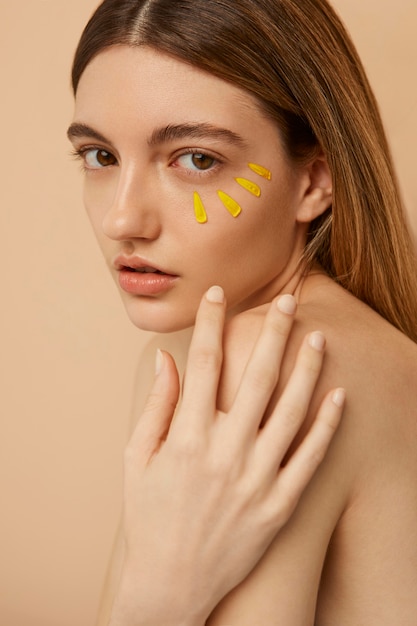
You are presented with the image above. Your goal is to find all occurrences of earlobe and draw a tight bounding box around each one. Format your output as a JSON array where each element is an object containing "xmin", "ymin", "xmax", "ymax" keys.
[{"xmin": 296, "ymin": 156, "xmax": 333, "ymax": 223}]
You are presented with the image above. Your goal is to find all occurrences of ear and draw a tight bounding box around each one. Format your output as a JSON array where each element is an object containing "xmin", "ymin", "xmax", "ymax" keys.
[{"xmin": 295, "ymin": 155, "xmax": 332, "ymax": 223}]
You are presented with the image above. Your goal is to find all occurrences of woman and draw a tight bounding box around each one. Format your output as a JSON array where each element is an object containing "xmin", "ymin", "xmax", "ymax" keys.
[{"xmin": 68, "ymin": 0, "xmax": 417, "ymax": 623}]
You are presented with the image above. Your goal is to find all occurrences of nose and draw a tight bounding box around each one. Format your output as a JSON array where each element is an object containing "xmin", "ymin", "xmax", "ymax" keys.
[{"xmin": 102, "ymin": 165, "xmax": 161, "ymax": 241}]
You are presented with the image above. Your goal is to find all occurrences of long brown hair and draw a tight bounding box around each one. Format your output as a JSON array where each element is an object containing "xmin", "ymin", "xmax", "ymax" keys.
[{"xmin": 72, "ymin": 0, "xmax": 417, "ymax": 342}]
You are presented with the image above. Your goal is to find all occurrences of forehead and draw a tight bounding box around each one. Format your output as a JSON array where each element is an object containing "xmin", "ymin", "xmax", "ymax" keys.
[{"xmin": 74, "ymin": 45, "xmax": 273, "ymax": 140}]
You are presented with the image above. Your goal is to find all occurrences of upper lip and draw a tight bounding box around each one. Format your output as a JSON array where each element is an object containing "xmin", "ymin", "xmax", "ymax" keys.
[{"xmin": 113, "ymin": 254, "xmax": 176, "ymax": 276}]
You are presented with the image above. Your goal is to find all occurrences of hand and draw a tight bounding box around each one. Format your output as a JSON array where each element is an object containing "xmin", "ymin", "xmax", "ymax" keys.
[{"xmin": 110, "ymin": 287, "xmax": 345, "ymax": 626}]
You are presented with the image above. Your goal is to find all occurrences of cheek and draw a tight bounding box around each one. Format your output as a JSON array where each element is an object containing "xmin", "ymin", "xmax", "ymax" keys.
[
  {"xmin": 83, "ymin": 177, "xmax": 114, "ymax": 228},
  {"xmin": 191, "ymin": 162, "xmax": 274, "ymax": 226},
  {"xmin": 83, "ymin": 191, "xmax": 109, "ymax": 253},
  {"xmin": 217, "ymin": 183, "xmax": 298, "ymax": 275}
]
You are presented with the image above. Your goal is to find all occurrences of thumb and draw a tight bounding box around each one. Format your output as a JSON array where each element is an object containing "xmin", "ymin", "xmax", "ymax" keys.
[{"xmin": 128, "ymin": 350, "xmax": 180, "ymax": 461}]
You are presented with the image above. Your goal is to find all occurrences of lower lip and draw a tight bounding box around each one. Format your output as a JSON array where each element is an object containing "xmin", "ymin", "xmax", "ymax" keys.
[{"xmin": 118, "ymin": 270, "xmax": 178, "ymax": 296}]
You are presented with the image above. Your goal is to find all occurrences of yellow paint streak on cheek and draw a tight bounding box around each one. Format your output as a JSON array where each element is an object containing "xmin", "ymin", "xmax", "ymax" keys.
[
  {"xmin": 248, "ymin": 163, "xmax": 272, "ymax": 180},
  {"xmin": 235, "ymin": 178, "xmax": 261, "ymax": 197},
  {"xmin": 217, "ymin": 190, "xmax": 242, "ymax": 218},
  {"xmin": 194, "ymin": 191, "xmax": 208, "ymax": 223}
]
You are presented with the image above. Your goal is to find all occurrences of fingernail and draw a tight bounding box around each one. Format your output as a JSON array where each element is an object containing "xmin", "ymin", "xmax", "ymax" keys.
[
  {"xmin": 276, "ymin": 294, "xmax": 296, "ymax": 315},
  {"xmin": 155, "ymin": 348, "xmax": 163, "ymax": 375},
  {"xmin": 309, "ymin": 331, "xmax": 325, "ymax": 351},
  {"xmin": 206, "ymin": 285, "xmax": 224, "ymax": 303},
  {"xmin": 332, "ymin": 388, "xmax": 346, "ymax": 408}
]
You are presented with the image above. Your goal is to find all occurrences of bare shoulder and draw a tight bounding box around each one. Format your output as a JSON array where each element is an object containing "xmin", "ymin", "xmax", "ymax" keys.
[
  {"xmin": 221, "ymin": 273, "xmax": 417, "ymax": 495},
  {"xmin": 221, "ymin": 273, "xmax": 417, "ymax": 431},
  {"xmin": 209, "ymin": 274, "xmax": 417, "ymax": 625}
]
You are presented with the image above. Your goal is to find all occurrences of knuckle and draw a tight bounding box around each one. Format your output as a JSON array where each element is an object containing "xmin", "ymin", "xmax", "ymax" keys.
[
  {"xmin": 142, "ymin": 391, "xmax": 165, "ymax": 414},
  {"xmin": 195, "ymin": 305, "xmax": 223, "ymax": 334},
  {"xmin": 189, "ymin": 345, "xmax": 222, "ymax": 372},
  {"xmin": 279, "ymin": 400, "xmax": 304, "ymax": 428},
  {"xmin": 290, "ymin": 446, "xmax": 326, "ymax": 478},
  {"xmin": 308, "ymin": 446, "xmax": 327, "ymax": 467},
  {"xmin": 320, "ymin": 417, "xmax": 339, "ymax": 438},
  {"xmin": 141, "ymin": 391, "xmax": 177, "ymax": 423},
  {"xmin": 298, "ymin": 350, "xmax": 323, "ymax": 376},
  {"xmin": 203, "ymin": 304, "xmax": 223, "ymax": 324},
  {"xmin": 268, "ymin": 315, "xmax": 292, "ymax": 339},
  {"xmin": 248, "ymin": 366, "xmax": 277, "ymax": 395}
]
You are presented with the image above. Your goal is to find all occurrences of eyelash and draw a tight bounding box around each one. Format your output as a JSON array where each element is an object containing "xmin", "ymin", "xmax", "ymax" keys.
[
  {"xmin": 71, "ymin": 146, "xmax": 224, "ymax": 177},
  {"xmin": 170, "ymin": 148, "xmax": 224, "ymax": 177},
  {"xmin": 70, "ymin": 146, "xmax": 117, "ymax": 172}
]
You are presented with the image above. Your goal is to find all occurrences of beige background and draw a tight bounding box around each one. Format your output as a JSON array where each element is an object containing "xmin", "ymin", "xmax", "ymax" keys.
[{"xmin": 1, "ymin": 1, "xmax": 416, "ymax": 625}]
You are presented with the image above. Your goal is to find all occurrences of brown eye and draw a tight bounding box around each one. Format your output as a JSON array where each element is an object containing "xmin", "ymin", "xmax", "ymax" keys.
[
  {"xmin": 96, "ymin": 150, "xmax": 116, "ymax": 166},
  {"xmin": 85, "ymin": 148, "xmax": 117, "ymax": 168},
  {"xmin": 191, "ymin": 153, "xmax": 215, "ymax": 170}
]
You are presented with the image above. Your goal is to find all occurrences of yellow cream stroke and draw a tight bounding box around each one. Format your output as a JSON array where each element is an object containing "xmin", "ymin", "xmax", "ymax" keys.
[
  {"xmin": 217, "ymin": 190, "xmax": 242, "ymax": 217},
  {"xmin": 248, "ymin": 162, "xmax": 272, "ymax": 180},
  {"xmin": 194, "ymin": 191, "xmax": 208, "ymax": 224},
  {"xmin": 235, "ymin": 177, "xmax": 261, "ymax": 197},
  {"xmin": 193, "ymin": 163, "xmax": 271, "ymax": 223}
]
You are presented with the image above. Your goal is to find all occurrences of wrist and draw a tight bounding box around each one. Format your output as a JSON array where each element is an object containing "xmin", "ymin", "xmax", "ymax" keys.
[
  {"xmin": 109, "ymin": 576, "xmax": 209, "ymax": 626},
  {"xmin": 109, "ymin": 604, "xmax": 206, "ymax": 626}
]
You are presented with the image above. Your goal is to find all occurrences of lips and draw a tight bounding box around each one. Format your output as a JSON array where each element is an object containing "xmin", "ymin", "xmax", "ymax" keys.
[
  {"xmin": 114, "ymin": 254, "xmax": 174, "ymax": 275},
  {"xmin": 130, "ymin": 266, "xmax": 164, "ymax": 274},
  {"xmin": 114, "ymin": 255, "xmax": 178, "ymax": 296}
]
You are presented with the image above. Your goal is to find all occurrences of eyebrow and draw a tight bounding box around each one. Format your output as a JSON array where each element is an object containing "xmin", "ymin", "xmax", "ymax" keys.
[
  {"xmin": 67, "ymin": 123, "xmax": 110, "ymax": 144},
  {"xmin": 67, "ymin": 121, "xmax": 248, "ymax": 149},
  {"xmin": 147, "ymin": 123, "xmax": 248, "ymax": 148}
]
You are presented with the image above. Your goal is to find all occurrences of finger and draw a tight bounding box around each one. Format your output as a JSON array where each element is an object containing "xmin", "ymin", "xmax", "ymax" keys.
[
  {"xmin": 127, "ymin": 350, "xmax": 180, "ymax": 462},
  {"xmin": 269, "ymin": 388, "xmax": 345, "ymax": 517},
  {"xmin": 177, "ymin": 286, "xmax": 226, "ymax": 428},
  {"xmin": 229, "ymin": 294, "xmax": 297, "ymax": 439},
  {"xmin": 256, "ymin": 330, "xmax": 326, "ymax": 465}
]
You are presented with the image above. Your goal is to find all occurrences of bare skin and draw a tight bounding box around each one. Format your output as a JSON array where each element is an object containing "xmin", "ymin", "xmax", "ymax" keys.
[
  {"xmin": 101, "ymin": 287, "xmax": 345, "ymax": 626},
  {"xmin": 70, "ymin": 46, "xmax": 417, "ymax": 625},
  {"xmin": 98, "ymin": 272, "xmax": 417, "ymax": 625},
  {"xmin": 207, "ymin": 273, "xmax": 417, "ymax": 624}
]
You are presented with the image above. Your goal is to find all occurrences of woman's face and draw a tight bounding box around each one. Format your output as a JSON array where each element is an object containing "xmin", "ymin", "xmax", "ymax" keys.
[{"xmin": 70, "ymin": 46, "xmax": 314, "ymax": 332}]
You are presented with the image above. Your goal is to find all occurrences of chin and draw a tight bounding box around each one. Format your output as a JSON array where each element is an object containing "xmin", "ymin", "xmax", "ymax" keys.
[
  {"xmin": 130, "ymin": 318, "xmax": 193, "ymax": 333},
  {"xmin": 124, "ymin": 303, "xmax": 195, "ymax": 334}
]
